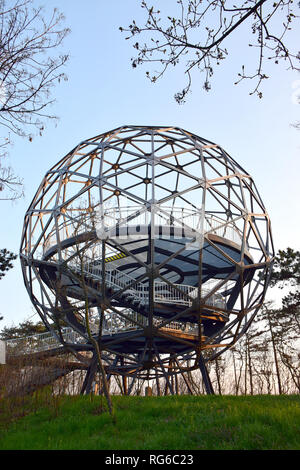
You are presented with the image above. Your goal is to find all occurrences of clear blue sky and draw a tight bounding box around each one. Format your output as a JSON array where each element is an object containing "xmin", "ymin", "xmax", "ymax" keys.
[{"xmin": 0, "ymin": 0, "xmax": 299, "ymax": 328}]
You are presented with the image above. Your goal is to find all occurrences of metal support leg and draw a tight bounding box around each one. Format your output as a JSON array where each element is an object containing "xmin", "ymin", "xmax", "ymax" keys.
[
  {"xmin": 153, "ymin": 343, "xmax": 174, "ymax": 395},
  {"xmin": 81, "ymin": 354, "xmax": 98, "ymax": 394},
  {"xmin": 198, "ymin": 353, "xmax": 214, "ymax": 395}
]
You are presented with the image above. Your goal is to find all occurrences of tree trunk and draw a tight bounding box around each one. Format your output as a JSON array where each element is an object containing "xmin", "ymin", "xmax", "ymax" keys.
[
  {"xmin": 266, "ymin": 310, "xmax": 282, "ymax": 395},
  {"xmin": 247, "ymin": 336, "xmax": 254, "ymax": 395}
]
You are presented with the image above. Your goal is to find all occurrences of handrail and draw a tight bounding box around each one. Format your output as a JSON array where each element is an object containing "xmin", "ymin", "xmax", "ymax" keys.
[
  {"xmin": 42, "ymin": 207, "xmax": 245, "ymax": 254},
  {"xmin": 5, "ymin": 313, "xmax": 200, "ymax": 357},
  {"xmin": 5, "ymin": 327, "xmax": 84, "ymax": 356},
  {"xmin": 102, "ymin": 310, "xmax": 199, "ymax": 336},
  {"xmin": 70, "ymin": 257, "xmax": 227, "ymax": 310}
]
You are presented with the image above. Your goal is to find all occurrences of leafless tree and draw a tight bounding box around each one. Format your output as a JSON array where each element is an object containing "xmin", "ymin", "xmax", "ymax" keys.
[
  {"xmin": 0, "ymin": 159, "xmax": 23, "ymax": 200},
  {"xmin": 0, "ymin": 0, "xmax": 70, "ymax": 199},
  {"xmin": 60, "ymin": 213, "xmax": 115, "ymax": 419},
  {"xmin": 121, "ymin": 0, "xmax": 300, "ymax": 103}
]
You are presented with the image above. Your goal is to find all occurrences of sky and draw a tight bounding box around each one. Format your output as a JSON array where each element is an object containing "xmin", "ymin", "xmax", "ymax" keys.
[{"xmin": 0, "ymin": 0, "xmax": 299, "ymax": 328}]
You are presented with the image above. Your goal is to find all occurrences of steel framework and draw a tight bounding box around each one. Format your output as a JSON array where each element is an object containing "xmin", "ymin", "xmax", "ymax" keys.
[{"xmin": 20, "ymin": 125, "xmax": 274, "ymax": 394}]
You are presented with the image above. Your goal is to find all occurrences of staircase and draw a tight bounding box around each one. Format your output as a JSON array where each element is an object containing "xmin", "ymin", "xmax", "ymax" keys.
[{"xmin": 71, "ymin": 256, "xmax": 226, "ymax": 311}]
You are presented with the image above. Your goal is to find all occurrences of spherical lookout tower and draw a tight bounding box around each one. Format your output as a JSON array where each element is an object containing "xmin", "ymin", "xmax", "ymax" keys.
[{"xmin": 20, "ymin": 125, "xmax": 274, "ymax": 394}]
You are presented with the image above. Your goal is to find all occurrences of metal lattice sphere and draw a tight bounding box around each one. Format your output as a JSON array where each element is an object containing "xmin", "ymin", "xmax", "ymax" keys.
[{"xmin": 20, "ymin": 125, "xmax": 274, "ymax": 386}]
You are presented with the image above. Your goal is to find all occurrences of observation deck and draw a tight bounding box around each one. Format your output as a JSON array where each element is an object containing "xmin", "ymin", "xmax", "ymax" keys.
[
  {"xmin": 18, "ymin": 125, "xmax": 274, "ymax": 390},
  {"xmin": 30, "ymin": 206, "xmax": 255, "ymax": 353}
]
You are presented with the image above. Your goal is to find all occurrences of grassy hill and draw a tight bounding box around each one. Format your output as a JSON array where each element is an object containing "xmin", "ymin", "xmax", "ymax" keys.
[{"xmin": 0, "ymin": 394, "xmax": 299, "ymax": 450}]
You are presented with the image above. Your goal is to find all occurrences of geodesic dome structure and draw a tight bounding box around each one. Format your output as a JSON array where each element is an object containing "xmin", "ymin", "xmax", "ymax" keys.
[{"xmin": 20, "ymin": 125, "xmax": 274, "ymax": 391}]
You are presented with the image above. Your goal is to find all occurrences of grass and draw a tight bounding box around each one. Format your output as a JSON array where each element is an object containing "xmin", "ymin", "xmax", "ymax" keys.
[{"xmin": 0, "ymin": 393, "xmax": 299, "ymax": 450}]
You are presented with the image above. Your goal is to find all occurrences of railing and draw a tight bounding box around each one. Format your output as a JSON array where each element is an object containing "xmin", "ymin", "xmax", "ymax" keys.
[
  {"xmin": 73, "ymin": 258, "xmax": 227, "ymax": 310},
  {"xmin": 154, "ymin": 282, "xmax": 198, "ymax": 306},
  {"xmin": 42, "ymin": 206, "xmax": 245, "ymax": 254},
  {"xmin": 5, "ymin": 312, "xmax": 200, "ymax": 357},
  {"xmin": 102, "ymin": 309, "xmax": 199, "ymax": 336},
  {"xmin": 5, "ymin": 328, "xmax": 84, "ymax": 357},
  {"xmin": 204, "ymin": 214, "xmax": 243, "ymax": 246},
  {"xmin": 97, "ymin": 206, "xmax": 243, "ymax": 246},
  {"xmin": 97, "ymin": 205, "xmax": 204, "ymax": 233}
]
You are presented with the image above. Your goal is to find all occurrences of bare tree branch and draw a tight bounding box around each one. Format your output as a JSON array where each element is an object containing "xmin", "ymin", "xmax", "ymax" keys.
[
  {"xmin": 120, "ymin": 0, "xmax": 300, "ymax": 103},
  {"xmin": 0, "ymin": 0, "xmax": 70, "ymax": 137},
  {"xmin": 0, "ymin": 0, "xmax": 70, "ymax": 200}
]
